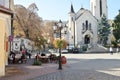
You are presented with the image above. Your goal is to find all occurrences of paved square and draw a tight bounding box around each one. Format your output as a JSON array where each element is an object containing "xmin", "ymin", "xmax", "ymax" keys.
[{"xmin": 31, "ymin": 53, "xmax": 120, "ymax": 80}]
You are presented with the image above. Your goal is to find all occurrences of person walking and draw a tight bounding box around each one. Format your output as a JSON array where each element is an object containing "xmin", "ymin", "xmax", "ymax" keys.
[
  {"xmin": 109, "ymin": 47, "xmax": 113, "ymax": 55},
  {"xmin": 116, "ymin": 47, "xmax": 119, "ymax": 53}
]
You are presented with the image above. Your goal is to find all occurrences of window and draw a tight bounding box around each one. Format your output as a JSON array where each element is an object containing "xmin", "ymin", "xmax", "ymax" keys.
[
  {"xmin": 0, "ymin": 0, "xmax": 9, "ymax": 8},
  {"xmin": 0, "ymin": 0, "xmax": 4, "ymax": 6},
  {"xmin": 71, "ymin": 36, "xmax": 73, "ymax": 39},
  {"xmin": 100, "ymin": 0, "xmax": 102, "ymax": 16},
  {"xmin": 86, "ymin": 20, "xmax": 88, "ymax": 30},
  {"xmin": 82, "ymin": 23, "xmax": 85, "ymax": 30},
  {"xmin": 89, "ymin": 23, "xmax": 91, "ymax": 30}
]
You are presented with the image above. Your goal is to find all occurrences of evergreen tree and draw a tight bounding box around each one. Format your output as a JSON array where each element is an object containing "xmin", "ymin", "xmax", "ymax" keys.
[
  {"xmin": 98, "ymin": 14, "xmax": 111, "ymax": 46},
  {"xmin": 112, "ymin": 10, "xmax": 120, "ymax": 44}
]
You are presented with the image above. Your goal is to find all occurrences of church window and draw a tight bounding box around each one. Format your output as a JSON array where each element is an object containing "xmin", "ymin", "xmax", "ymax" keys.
[
  {"xmin": 0, "ymin": 0, "xmax": 4, "ymax": 6},
  {"xmin": 86, "ymin": 20, "xmax": 88, "ymax": 30},
  {"xmin": 71, "ymin": 36, "xmax": 73, "ymax": 39},
  {"xmin": 82, "ymin": 23, "xmax": 85, "ymax": 30},
  {"xmin": 0, "ymin": 0, "xmax": 9, "ymax": 8},
  {"xmin": 100, "ymin": 0, "xmax": 102, "ymax": 16},
  {"xmin": 89, "ymin": 23, "xmax": 91, "ymax": 30}
]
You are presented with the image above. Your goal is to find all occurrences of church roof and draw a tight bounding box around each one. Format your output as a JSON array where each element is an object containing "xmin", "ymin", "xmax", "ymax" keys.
[{"xmin": 75, "ymin": 9, "xmax": 98, "ymax": 21}]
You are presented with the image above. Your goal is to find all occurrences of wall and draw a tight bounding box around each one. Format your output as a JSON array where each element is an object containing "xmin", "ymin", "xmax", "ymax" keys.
[
  {"xmin": 75, "ymin": 11, "xmax": 98, "ymax": 46},
  {"xmin": 0, "ymin": 12, "xmax": 11, "ymax": 76},
  {"xmin": 0, "ymin": 18, "xmax": 5, "ymax": 76}
]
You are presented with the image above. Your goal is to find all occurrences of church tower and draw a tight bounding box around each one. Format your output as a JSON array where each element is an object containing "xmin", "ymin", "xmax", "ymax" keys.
[
  {"xmin": 90, "ymin": 0, "xmax": 108, "ymax": 20},
  {"xmin": 9, "ymin": 0, "xmax": 14, "ymax": 11},
  {"xmin": 68, "ymin": 4, "xmax": 76, "ymax": 46}
]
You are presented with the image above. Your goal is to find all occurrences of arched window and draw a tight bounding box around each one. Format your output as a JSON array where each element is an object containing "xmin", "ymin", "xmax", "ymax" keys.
[
  {"xmin": 86, "ymin": 20, "xmax": 88, "ymax": 30},
  {"xmin": 82, "ymin": 23, "xmax": 85, "ymax": 30},
  {"xmin": 0, "ymin": 0, "xmax": 9, "ymax": 8},
  {"xmin": 100, "ymin": 0, "xmax": 102, "ymax": 16},
  {"xmin": 0, "ymin": 0, "xmax": 4, "ymax": 6},
  {"xmin": 89, "ymin": 23, "xmax": 91, "ymax": 30}
]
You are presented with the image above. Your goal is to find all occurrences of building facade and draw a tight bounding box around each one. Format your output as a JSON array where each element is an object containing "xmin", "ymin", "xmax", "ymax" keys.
[
  {"xmin": 0, "ymin": 0, "xmax": 14, "ymax": 76},
  {"xmin": 68, "ymin": 0, "xmax": 108, "ymax": 49}
]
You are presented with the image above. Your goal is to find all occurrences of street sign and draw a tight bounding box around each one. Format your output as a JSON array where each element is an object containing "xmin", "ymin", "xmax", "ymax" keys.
[{"xmin": 9, "ymin": 35, "xmax": 14, "ymax": 42}]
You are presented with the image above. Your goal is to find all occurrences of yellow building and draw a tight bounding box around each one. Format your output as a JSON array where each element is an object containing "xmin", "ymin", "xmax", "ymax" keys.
[{"xmin": 0, "ymin": 0, "xmax": 14, "ymax": 76}]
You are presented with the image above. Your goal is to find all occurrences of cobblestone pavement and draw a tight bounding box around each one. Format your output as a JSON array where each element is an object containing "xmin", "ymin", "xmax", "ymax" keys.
[
  {"xmin": 31, "ymin": 54, "xmax": 120, "ymax": 80},
  {"xmin": 31, "ymin": 69, "xmax": 120, "ymax": 80},
  {"xmin": 0, "ymin": 59, "xmax": 58, "ymax": 80},
  {"xmin": 1, "ymin": 53, "xmax": 120, "ymax": 80}
]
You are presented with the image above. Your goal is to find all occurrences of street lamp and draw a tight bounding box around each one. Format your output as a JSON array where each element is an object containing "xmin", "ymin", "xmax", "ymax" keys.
[
  {"xmin": 53, "ymin": 20, "xmax": 67, "ymax": 70},
  {"xmin": 37, "ymin": 36, "xmax": 41, "ymax": 54}
]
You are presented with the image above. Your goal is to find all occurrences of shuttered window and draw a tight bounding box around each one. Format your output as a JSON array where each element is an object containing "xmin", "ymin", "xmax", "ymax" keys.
[{"xmin": 0, "ymin": 0, "xmax": 9, "ymax": 8}]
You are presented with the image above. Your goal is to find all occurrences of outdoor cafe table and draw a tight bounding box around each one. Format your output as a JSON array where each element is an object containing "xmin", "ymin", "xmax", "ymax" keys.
[{"xmin": 40, "ymin": 56, "xmax": 49, "ymax": 63}]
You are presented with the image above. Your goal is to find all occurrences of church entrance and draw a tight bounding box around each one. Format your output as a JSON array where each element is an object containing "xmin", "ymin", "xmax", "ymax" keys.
[{"xmin": 84, "ymin": 35, "xmax": 90, "ymax": 44}]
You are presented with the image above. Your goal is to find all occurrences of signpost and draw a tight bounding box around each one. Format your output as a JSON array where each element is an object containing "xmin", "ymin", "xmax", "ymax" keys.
[
  {"xmin": 9, "ymin": 35, "xmax": 13, "ymax": 42},
  {"xmin": 9, "ymin": 35, "xmax": 14, "ymax": 51}
]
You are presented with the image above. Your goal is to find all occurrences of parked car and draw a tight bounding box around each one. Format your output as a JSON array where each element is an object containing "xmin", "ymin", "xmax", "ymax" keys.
[
  {"xmin": 61, "ymin": 49, "xmax": 68, "ymax": 53},
  {"xmin": 72, "ymin": 48, "xmax": 79, "ymax": 53},
  {"xmin": 68, "ymin": 44, "xmax": 74, "ymax": 53}
]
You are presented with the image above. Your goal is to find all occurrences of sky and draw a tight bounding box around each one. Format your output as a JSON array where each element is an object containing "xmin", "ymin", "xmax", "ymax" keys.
[{"xmin": 14, "ymin": 0, "xmax": 120, "ymax": 21}]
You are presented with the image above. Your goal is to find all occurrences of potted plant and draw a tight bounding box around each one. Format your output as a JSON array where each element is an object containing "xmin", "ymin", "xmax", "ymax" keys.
[{"xmin": 33, "ymin": 60, "xmax": 42, "ymax": 66}]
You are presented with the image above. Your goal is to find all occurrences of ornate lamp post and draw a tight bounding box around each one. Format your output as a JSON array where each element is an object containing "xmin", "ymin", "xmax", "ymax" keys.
[
  {"xmin": 36, "ymin": 36, "xmax": 41, "ymax": 54},
  {"xmin": 53, "ymin": 20, "xmax": 67, "ymax": 70}
]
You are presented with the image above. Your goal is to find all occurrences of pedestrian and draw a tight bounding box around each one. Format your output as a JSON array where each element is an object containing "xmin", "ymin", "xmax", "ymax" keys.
[
  {"xmin": 22, "ymin": 49, "xmax": 26, "ymax": 55},
  {"xmin": 116, "ymin": 47, "xmax": 119, "ymax": 53},
  {"xmin": 109, "ymin": 46, "xmax": 113, "ymax": 55},
  {"xmin": 35, "ymin": 53, "xmax": 40, "ymax": 61},
  {"xmin": 28, "ymin": 53, "xmax": 31, "ymax": 59}
]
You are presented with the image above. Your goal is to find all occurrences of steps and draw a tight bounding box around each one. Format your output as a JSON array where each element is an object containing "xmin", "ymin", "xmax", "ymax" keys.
[{"xmin": 86, "ymin": 44, "xmax": 109, "ymax": 53}]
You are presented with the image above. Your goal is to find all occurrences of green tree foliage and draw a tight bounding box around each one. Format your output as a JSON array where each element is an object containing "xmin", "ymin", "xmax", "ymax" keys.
[
  {"xmin": 98, "ymin": 14, "xmax": 111, "ymax": 46},
  {"xmin": 53, "ymin": 39, "xmax": 67, "ymax": 49},
  {"xmin": 35, "ymin": 36, "xmax": 47, "ymax": 50},
  {"xmin": 112, "ymin": 10, "xmax": 120, "ymax": 44}
]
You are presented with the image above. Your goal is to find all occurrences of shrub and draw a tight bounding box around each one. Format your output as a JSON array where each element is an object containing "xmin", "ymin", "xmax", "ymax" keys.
[
  {"xmin": 111, "ymin": 41, "xmax": 118, "ymax": 48},
  {"xmin": 33, "ymin": 60, "xmax": 42, "ymax": 66},
  {"xmin": 82, "ymin": 45, "xmax": 87, "ymax": 51}
]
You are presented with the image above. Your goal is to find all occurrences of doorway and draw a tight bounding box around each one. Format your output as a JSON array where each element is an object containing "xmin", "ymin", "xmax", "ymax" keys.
[{"xmin": 84, "ymin": 35, "xmax": 90, "ymax": 44}]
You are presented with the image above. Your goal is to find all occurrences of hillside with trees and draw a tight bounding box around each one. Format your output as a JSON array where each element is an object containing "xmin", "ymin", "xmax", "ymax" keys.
[{"xmin": 13, "ymin": 3, "xmax": 55, "ymax": 44}]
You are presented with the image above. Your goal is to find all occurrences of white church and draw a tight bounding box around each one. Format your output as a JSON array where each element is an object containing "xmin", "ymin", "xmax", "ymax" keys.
[{"xmin": 67, "ymin": 0, "xmax": 109, "ymax": 51}]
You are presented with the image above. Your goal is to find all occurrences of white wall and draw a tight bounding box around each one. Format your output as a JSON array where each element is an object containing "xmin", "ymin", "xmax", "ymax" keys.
[{"xmin": 75, "ymin": 11, "xmax": 98, "ymax": 45}]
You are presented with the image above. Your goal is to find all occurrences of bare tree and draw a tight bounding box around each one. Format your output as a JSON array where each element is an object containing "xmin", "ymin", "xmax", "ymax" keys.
[
  {"xmin": 42, "ymin": 21, "xmax": 55, "ymax": 44},
  {"xmin": 14, "ymin": 3, "xmax": 43, "ymax": 39}
]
